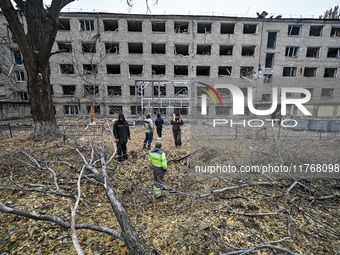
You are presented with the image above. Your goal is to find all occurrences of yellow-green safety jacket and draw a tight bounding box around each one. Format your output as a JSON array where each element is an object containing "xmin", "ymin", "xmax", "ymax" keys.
[{"xmin": 149, "ymin": 148, "xmax": 167, "ymax": 170}]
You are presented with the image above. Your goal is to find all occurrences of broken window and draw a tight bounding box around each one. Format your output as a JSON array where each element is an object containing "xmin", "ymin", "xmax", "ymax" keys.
[
  {"xmin": 288, "ymin": 25, "xmax": 301, "ymax": 36},
  {"xmin": 243, "ymin": 24, "xmax": 257, "ymax": 34},
  {"xmin": 174, "ymin": 44, "xmax": 189, "ymax": 55},
  {"xmin": 267, "ymin": 32, "xmax": 277, "ymax": 48},
  {"xmin": 153, "ymin": 108, "xmax": 166, "ymax": 115},
  {"xmin": 18, "ymin": 92, "xmax": 28, "ymax": 101},
  {"xmin": 285, "ymin": 46, "xmax": 299, "ymax": 57},
  {"xmin": 84, "ymin": 85, "xmax": 99, "ymax": 96},
  {"xmin": 174, "ymin": 86, "xmax": 188, "ymax": 96},
  {"xmin": 64, "ymin": 105, "xmax": 78, "ymax": 115},
  {"xmin": 60, "ymin": 64, "xmax": 74, "ymax": 74},
  {"xmin": 265, "ymin": 53, "xmax": 274, "ymax": 68},
  {"xmin": 107, "ymin": 86, "xmax": 122, "ymax": 96},
  {"xmin": 130, "ymin": 86, "xmax": 144, "ymax": 96},
  {"xmin": 12, "ymin": 50, "xmax": 22, "ymax": 65},
  {"xmin": 197, "ymin": 22, "xmax": 212, "ymax": 33},
  {"xmin": 151, "ymin": 21, "xmax": 165, "ymax": 32},
  {"xmin": 151, "ymin": 43, "xmax": 166, "ymax": 54},
  {"xmin": 128, "ymin": 43, "xmax": 143, "ymax": 54},
  {"xmin": 324, "ymin": 68, "xmax": 338, "ymax": 78},
  {"xmin": 131, "ymin": 105, "xmax": 142, "ymax": 115},
  {"xmin": 219, "ymin": 45, "xmax": 233, "ymax": 55},
  {"xmin": 174, "ymin": 107, "xmax": 188, "ymax": 115},
  {"xmin": 241, "ymin": 46, "xmax": 255, "ymax": 56},
  {"xmin": 103, "ymin": 20, "xmax": 118, "ymax": 31},
  {"xmin": 105, "ymin": 43, "xmax": 119, "ymax": 53},
  {"xmin": 220, "ymin": 23, "xmax": 235, "ymax": 34},
  {"xmin": 240, "ymin": 66, "xmax": 254, "ymax": 77},
  {"xmin": 107, "ymin": 65, "xmax": 120, "ymax": 75},
  {"xmin": 87, "ymin": 105, "xmax": 100, "ymax": 115},
  {"xmin": 57, "ymin": 42, "xmax": 72, "ymax": 52},
  {"xmin": 174, "ymin": 21, "xmax": 189, "ymax": 33},
  {"xmin": 129, "ymin": 65, "xmax": 143, "ymax": 76},
  {"xmin": 263, "ymin": 74, "xmax": 273, "ymax": 84},
  {"xmin": 331, "ymin": 27, "xmax": 340, "ymax": 37},
  {"xmin": 62, "ymin": 85, "xmax": 76, "ymax": 95},
  {"xmin": 7, "ymin": 26, "xmax": 16, "ymax": 43},
  {"xmin": 15, "ymin": 71, "xmax": 25, "ymax": 82},
  {"xmin": 196, "ymin": 66, "xmax": 210, "ymax": 76},
  {"xmin": 79, "ymin": 20, "xmax": 94, "ymax": 31},
  {"xmin": 153, "ymin": 86, "xmax": 166, "ymax": 96},
  {"xmin": 197, "ymin": 45, "xmax": 211, "ymax": 55},
  {"xmin": 174, "ymin": 65, "xmax": 188, "ymax": 76},
  {"xmin": 283, "ymin": 67, "xmax": 297, "ymax": 77},
  {"xmin": 216, "ymin": 88, "xmax": 230, "ymax": 97},
  {"xmin": 218, "ymin": 66, "xmax": 232, "ymax": 76},
  {"xmin": 262, "ymin": 94, "xmax": 271, "ymax": 102},
  {"xmin": 152, "ymin": 65, "xmax": 166, "ymax": 75},
  {"xmin": 321, "ymin": 88, "xmax": 334, "ymax": 98},
  {"xmin": 327, "ymin": 48, "xmax": 340, "ymax": 58},
  {"xmin": 83, "ymin": 64, "xmax": 97, "ymax": 75},
  {"xmin": 128, "ymin": 20, "xmax": 142, "ymax": 32},
  {"xmin": 82, "ymin": 42, "xmax": 96, "ymax": 53},
  {"xmin": 109, "ymin": 106, "xmax": 123, "ymax": 115},
  {"xmin": 309, "ymin": 25, "xmax": 323, "ymax": 36},
  {"xmin": 304, "ymin": 67, "xmax": 317, "ymax": 77},
  {"xmin": 306, "ymin": 47, "xmax": 320, "ymax": 57},
  {"xmin": 59, "ymin": 19, "xmax": 70, "ymax": 30}
]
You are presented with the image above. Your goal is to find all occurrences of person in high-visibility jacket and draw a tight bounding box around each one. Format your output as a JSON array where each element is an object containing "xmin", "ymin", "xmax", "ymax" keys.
[{"xmin": 149, "ymin": 141, "xmax": 167, "ymax": 198}]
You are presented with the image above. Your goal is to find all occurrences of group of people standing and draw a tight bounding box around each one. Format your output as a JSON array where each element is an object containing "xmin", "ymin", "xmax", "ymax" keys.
[{"xmin": 113, "ymin": 112, "xmax": 184, "ymax": 198}]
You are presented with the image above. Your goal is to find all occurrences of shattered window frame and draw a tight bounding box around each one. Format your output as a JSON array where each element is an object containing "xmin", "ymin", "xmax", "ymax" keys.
[
  {"xmin": 64, "ymin": 105, "xmax": 79, "ymax": 115},
  {"xmin": 196, "ymin": 44, "xmax": 212, "ymax": 55},
  {"xmin": 109, "ymin": 105, "xmax": 123, "ymax": 115},
  {"xmin": 243, "ymin": 24, "xmax": 258, "ymax": 34},
  {"xmin": 87, "ymin": 105, "xmax": 101, "ymax": 115},
  {"xmin": 151, "ymin": 21, "xmax": 166, "ymax": 32},
  {"xmin": 220, "ymin": 23, "xmax": 235, "ymax": 34},
  {"xmin": 219, "ymin": 45, "xmax": 233, "ymax": 55},
  {"xmin": 151, "ymin": 43, "xmax": 166, "ymax": 54},
  {"xmin": 321, "ymin": 88, "xmax": 334, "ymax": 98},
  {"xmin": 60, "ymin": 64, "xmax": 75, "ymax": 74},
  {"xmin": 81, "ymin": 42, "xmax": 96, "ymax": 53},
  {"xmin": 153, "ymin": 86, "xmax": 166, "ymax": 96},
  {"xmin": 107, "ymin": 86, "xmax": 122, "ymax": 96},
  {"xmin": 285, "ymin": 46, "xmax": 299, "ymax": 57},
  {"xmin": 174, "ymin": 86, "xmax": 188, "ymax": 96},
  {"xmin": 263, "ymin": 74, "xmax": 273, "ymax": 84},
  {"xmin": 196, "ymin": 66, "xmax": 210, "ymax": 76},
  {"xmin": 174, "ymin": 44, "xmax": 189, "ymax": 55},
  {"xmin": 240, "ymin": 66, "xmax": 255, "ymax": 77},
  {"xmin": 306, "ymin": 47, "xmax": 321, "ymax": 58},
  {"xmin": 265, "ymin": 53, "xmax": 275, "ymax": 68},
  {"xmin": 288, "ymin": 25, "xmax": 301, "ymax": 36},
  {"xmin": 218, "ymin": 66, "xmax": 232, "ymax": 76},
  {"xmin": 103, "ymin": 20, "xmax": 118, "ymax": 31},
  {"xmin": 152, "ymin": 65, "xmax": 166, "ymax": 75},
  {"xmin": 129, "ymin": 65, "xmax": 143, "ymax": 76},
  {"xmin": 82, "ymin": 64, "xmax": 98, "ymax": 75},
  {"xmin": 15, "ymin": 71, "xmax": 25, "ymax": 82},
  {"xmin": 283, "ymin": 67, "xmax": 297, "ymax": 77},
  {"xmin": 57, "ymin": 42, "xmax": 72, "ymax": 52},
  {"xmin": 84, "ymin": 85, "xmax": 99, "ymax": 96},
  {"xmin": 127, "ymin": 20, "xmax": 143, "ymax": 32},
  {"xmin": 174, "ymin": 65, "xmax": 188, "ymax": 76},
  {"xmin": 79, "ymin": 20, "xmax": 95, "ymax": 31},
  {"xmin": 241, "ymin": 46, "xmax": 256, "ymax": 56},
  {"xmin": 62, "ymin": 85, "xmax": 76, "ymax": 96},
  {"xmin": 197, "ymin": 22, "xmax": 212, "ymax": 34},
  {"xmin": 327, "ymin": 48, "xmax": 340, "ymax": 58},
  {"xmin": 58, "ymin": 19, "xmax": 70, "ymax": 30},
  {"xmin": 105, "ymin": 43, "xmax": 119, "ymax": 54},
  {"xmin": 12, "ymin": 50, "xmax": 23, "ymax": 65},
  {"xmin": 324, "ymin": 68, "xmax": 338, "ymax": 78},
  {"xmin": 309, "ymin": 25, "xmax": 323, "ymax": 36},
  {"xmin": 267, "ymin": 32, "xmax": 277, "ymax": 48},
  {"xmin": 304, "ymin": 67, "xmax": 318, "ymax": 77},
  {"xmin": 331, "ymin": 26, "xmax": 340, "ymax": 37},
  {"xmin": 106, "ymin": 64, "xmax": 121, "ymax": 75},
  {"xmin": 174, "ymin": 21, "xmax": 189, "ymax": 33}
]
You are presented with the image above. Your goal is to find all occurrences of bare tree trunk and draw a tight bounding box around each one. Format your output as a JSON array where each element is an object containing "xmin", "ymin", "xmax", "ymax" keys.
[{"xmin": 26, "ymin": 64, "xmax": 62, "ymax": 141}]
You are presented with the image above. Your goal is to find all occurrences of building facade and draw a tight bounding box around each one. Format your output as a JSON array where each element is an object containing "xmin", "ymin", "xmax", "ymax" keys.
[{"xmin": 1, "ymin": 12, "xmax": 340, "ymax": 120}]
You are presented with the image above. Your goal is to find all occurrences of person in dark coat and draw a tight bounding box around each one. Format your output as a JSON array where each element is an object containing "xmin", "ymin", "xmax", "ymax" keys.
[
  {"xmin": 155, "ymin": 113, "xmax": 164, "ymax": 139},
  {"xmin": 113, "ymin": 113, "xmax": 131, "ymax": 162},
  {"xmin": 170, "ymin": 113, "xmax": 183, "ymax": 148}
]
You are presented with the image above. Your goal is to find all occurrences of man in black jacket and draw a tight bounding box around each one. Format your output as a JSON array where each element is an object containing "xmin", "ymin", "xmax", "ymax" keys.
[
  {"xmin": 170, "ymin": 113, "xmax": 183, "ymax": 148},
  {"xmin": 113, "ymin": 114, "xmax": 131, "ymax": 162}
]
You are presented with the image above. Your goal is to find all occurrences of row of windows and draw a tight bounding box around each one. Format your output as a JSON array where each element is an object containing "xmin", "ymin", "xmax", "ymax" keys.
[
  {"xmin": 57, "ymin": 18, "xmax": 340, "ymax": 38},
  {"xmin": 56, "ymin": 63, "xmax": 339, "ymax": 78},
  {"xmin": 55, "ymin": 41, "xmax": 340, "ymax": 58}
]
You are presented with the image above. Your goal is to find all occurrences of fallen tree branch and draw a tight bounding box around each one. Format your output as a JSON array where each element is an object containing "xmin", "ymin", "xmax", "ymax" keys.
[{"xmin": 0, "ymin": 201, "xmax": 123, "ymax": 239}]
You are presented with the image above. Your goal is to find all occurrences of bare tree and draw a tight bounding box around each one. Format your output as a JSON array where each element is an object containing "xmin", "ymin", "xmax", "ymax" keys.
[
  {"xmin": 319, "ymin": 5, "xmax": 340, "ymax": 19},
  {"xmin": 0, "ymin": 0, "xmax": 75, "ymax": 141}
]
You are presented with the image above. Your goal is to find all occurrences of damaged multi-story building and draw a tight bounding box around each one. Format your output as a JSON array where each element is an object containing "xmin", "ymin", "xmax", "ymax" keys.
[{"xmin": 0, "ymin": 12, "xmax": 340, "ymax": 120}]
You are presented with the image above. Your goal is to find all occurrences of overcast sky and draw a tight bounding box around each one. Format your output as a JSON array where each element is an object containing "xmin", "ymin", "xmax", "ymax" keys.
[{"xmin": 60, "ymin": 0, "xmax": 339, "ymax": 18}]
